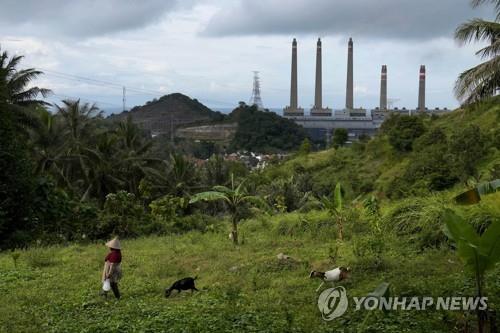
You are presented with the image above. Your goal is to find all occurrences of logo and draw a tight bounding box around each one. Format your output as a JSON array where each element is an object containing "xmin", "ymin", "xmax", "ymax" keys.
[
  {"xmin": 316, "ymin": 285, "xmax": 488, "ymax": 322},
  {"xmin": 317, "ymin": 286, "xmax": 348, "ymax": 321}
]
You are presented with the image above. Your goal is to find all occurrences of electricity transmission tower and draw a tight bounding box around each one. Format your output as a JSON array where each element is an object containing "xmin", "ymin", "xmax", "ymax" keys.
[{"xmin": 249, "ymin": 71, "xmax": 264, "ymax": 110}]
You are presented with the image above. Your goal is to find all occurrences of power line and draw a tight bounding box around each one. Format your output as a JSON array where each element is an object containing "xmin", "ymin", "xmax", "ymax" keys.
[
  {"xmin": 28, "ymin": 65, "xmax": 236, "ymax": 107},
  {"xmin": 38, "ymin": 68, "xmax": 160, "ymax": 96},
  {"xmin": 48, "ymin": 93, "xmax": 122, "ymax": 108}
]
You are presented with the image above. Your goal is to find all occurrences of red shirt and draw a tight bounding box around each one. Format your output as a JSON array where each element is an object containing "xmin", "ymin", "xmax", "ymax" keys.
[{"xmin": 105, "ymin": 249, "xmax": 122, "ymax": 263}]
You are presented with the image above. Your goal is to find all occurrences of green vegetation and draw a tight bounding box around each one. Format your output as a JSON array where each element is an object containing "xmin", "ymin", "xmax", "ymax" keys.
[
  {"xmin": 444, "ymin": 208, "xmax": 500, "ymax": 333},
  {"xmin": 319, "ymin": 183, "xmax": 346, "ymax": 240},
  {"xmin": 190, "ymin": 175, "xmax": 268, "ymax": 244},
  {"xmin": 332, "ymin": 128, "xmax": 348, "ymax": 147},
  {"xmin": 228, "ymin": 104, "xmax": 308, "ymax": 152},
  {"xmin": 1, "ymin": 191, "xmax": 499, "ymax": 332},
  {"xmin": 383, "ymin": 114, "xmax": 426, "ymax": 152},
  {"xmin": 454, "ymin": 0, "xmax": 500, "ymax": 104}
]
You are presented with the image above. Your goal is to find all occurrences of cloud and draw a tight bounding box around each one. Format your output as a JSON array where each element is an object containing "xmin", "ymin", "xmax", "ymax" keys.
[
  {"xmin": 202, "ymin": 0, "xmax": 494, "ymax": 40},
  {"xmin": 0, "ymin": 0, "xmax": 182, "ymax": 38}
]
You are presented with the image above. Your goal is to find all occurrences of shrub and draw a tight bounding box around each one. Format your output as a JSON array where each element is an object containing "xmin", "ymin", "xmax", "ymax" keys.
[
  {"xmin": 149, "ymin": 195, "xmax": 222, "ymax": 234},
  {"xmin": 448, "ymin": 125, "xmax": 488, "ymax": 181},
  {"xmin": 25, "ymin": 248, "xmax": 60, "ymax": 268},
  {"xmin": 352, "ymin": 235, "xmax": 386, "ymax": 271},
  {"xmin": 167, "ymin": 214, "xmax": 222, "ymax": 234},
  {"xmin": 98, "ymin": 191, "xmax": 150, "ymax": 238},
  {"xmin": 298, "ymin": 138, "xmax": 312, "ymax": 155},
  {"xmin": 332, "ymin": 128, "xmax": 348, "ymax": 147},
  {"xmin": 383, "ymin": 115, "xmax": 426, "ymax": 152},
  {"xmin": 382, "ymin": 197, "xmax": 448, "ymax": 249},
  {"xmin": 263, "ymin": 176, "xmax": 309, "ymax": 213}
]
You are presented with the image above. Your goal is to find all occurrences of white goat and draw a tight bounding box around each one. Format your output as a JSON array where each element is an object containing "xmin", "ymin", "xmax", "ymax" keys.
[{"xmin": 310, "ymin": 267, "xmax": 350, "ymax": 291}]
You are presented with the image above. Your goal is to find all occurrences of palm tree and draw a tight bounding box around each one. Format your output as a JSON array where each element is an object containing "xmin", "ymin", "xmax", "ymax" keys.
[
  {"xmin": 151, "ymin": 154, "xmax": 199, "ymax": 196},
  {"xmin": 189, "ymin": 175, "xmax": 267, "ymax": 244},
  {"xmin": 56, "ymin": 99, "xmax": 102, "ymax": 152},
  {"xmin": 80, "ymin": 132, "xmax": 125, "ymax": 206},
  {"xmin": 55, "ymin": 99, "xmax": 103, "ymax": 193},
  {"xmin": 30, "ymin": 109, "xmax": 64, "ymax": 175},
  {"xmin": 0, "ymin": 47, "xmax": 51, "ymax": 107},
  {"xmin": 454, "ymin": 0, "xmax": 500, "ymax": 104},
  {"xmin": 115, "ymin": 116, "xmax": 155, "ymax": 194},
  {"xmin": 0, "ymin": 48, "xmax": 51, "ymax": 136}
]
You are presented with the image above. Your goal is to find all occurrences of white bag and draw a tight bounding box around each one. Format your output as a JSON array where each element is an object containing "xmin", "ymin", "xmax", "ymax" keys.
[{"xmin": 102, "ymin": 279, "xmax": 111, "ymax": 292}]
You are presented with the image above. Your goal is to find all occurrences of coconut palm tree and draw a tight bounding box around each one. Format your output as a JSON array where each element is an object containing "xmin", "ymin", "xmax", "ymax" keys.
[
  {"xmin": 115, "ymin": 116, "xmax": 155, "ymax": 195},
  {"xmin": 142, "ymin": 153, "xmax": 200, "ymax": 201},
  {"xmin": 56, "ymin": 99, "xmax": 102, "ymax": 152},
  {"xmin": 454, "ymin": 0, "xmax": 500, "ymax": 104},
  {"xmin": 55, "ymin": 99, "xmax": 103, "ymax": 192},
  {"xmin": 0, "ymin": 48, "xmax": 52, "ymax": 136},
  {"xmin": 30, "ymin": 109, "xmax": 64, "ymax": 175},
  {"xmin": 80, "ymin": 132, "xmax": 125, "ymax": 206},
  {"xmin": 0, "ymin": 47, "xmax": 51, "ymax": 107},
  {"xmin": 189, "ymin": 174, "xmax": 268, "ymax": 244}
]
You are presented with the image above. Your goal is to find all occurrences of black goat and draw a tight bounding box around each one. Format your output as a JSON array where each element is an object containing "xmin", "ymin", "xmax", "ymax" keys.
[{"xmin": 165, "ymin": 276, "xmax": 198, "ymax": 297}]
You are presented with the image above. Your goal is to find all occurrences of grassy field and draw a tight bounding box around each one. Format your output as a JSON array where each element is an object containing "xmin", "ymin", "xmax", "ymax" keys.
[{"xmin": 1, "ymin": 192, "xmax": 499, "ymax": 332}]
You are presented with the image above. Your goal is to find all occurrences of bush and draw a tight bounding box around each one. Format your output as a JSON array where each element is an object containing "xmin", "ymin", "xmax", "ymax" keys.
[
  {"xmin": 332, "ymin": 128, "xmax": 348, "ymax": 147},
  {"xmin": 298, "ymin": 138, "xmax": 312, "ymax": 155},
  {"xmin": 263, "ymin": 176, "xmax": 309, "ymax": 213},
  {"xmin": 25, "ymin": 248, "xmax": 60, "ymax": 268},
  {"xmin": 149, "ymin": 195, "xmax": 222, "ymax": 234},
  {"xmin": 382, "ymin": 197, "xmax": 447, "ymax": 249},
  {"xmin": 448, "ymin": 125, "xmax": 488, "ymax": 181},
  {"xmin": 273, "ymin": 211, "xmax": 336, "ymax": 239},
  {"xmin": 383, "ymin": 115, "xmax": 426, "ymax": 152},
  {"xmin": 99, "ymin": 191, "xmax": 150, "ymax": 238},
  {"xmin": 352, "ymin": 235, "xmax": 386, "ymax": 271}
]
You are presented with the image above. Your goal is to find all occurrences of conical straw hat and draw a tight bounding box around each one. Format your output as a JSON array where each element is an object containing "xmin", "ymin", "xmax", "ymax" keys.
[{"xmin": 105, "ymin": 237, "xmax": 121, "ymax": 250}]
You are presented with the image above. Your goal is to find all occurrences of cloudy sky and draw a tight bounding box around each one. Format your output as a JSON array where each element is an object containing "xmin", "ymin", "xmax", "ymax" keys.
[{"xmin": 0, "ymin": 0, "xmax": 495, "ymax": 112}]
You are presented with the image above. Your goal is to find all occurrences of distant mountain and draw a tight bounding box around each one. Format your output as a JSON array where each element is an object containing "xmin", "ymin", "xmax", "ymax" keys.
[{"xmin": 108, "ymin": 93, "xmax": 226, "ymax": 133}]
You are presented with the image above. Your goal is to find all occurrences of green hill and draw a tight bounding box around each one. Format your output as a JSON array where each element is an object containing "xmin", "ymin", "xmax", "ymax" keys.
[
  {"xmin": 228, "ymin": 104, "xmax": 308, "ymax": 152},
  {"xmin": 108, "ymin": 93, "xmax": 226, "ymax": 133},
  {"xmin": 260, "ymin": 96, "xmax": 500, "ymax": 200}
]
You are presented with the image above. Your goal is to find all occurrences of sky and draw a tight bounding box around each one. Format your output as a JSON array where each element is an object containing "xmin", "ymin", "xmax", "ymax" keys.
[{"xmin": 0, "ymin": 0, "xmax": 495, "ymax": 113}]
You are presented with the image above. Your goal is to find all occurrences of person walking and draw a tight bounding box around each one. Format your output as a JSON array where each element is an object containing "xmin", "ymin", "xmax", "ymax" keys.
[{"xmin": 102, "ymin": 237, "xmax": 122, "ymax": 299}]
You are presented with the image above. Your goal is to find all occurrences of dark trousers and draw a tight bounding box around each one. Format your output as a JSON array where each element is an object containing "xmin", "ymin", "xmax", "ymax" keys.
[{"xmin": 110, "ymin": 282, "xmax": 120, "ymax": 299}]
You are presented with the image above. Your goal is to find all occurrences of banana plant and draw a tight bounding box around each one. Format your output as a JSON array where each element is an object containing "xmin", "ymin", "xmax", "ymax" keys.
[
  {"xmin": 443, "ymin": 209, "xmax": 500, "ymax": 333},
  {"xmin": 189, "ymin": 174, "xmax": 268, "ymax": 245},
  {"xmin": 319, "ymin": 183, "xmax": 345, "ymax": 240}
]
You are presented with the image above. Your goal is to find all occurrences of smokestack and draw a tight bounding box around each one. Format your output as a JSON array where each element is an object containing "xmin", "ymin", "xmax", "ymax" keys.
[
  {"xmin": 290, "ymin": 38, "xmax": 298, "ymax": 109},
  {"xmin": 283, "ymin": 38, "xmax": 304, "ymax": 116},
  {"xmin": 346, "ymin": 38, "xmax": 354, "ymax": 109},
  {"xmin": 380, "ymin": 65, "xmax": 387, "ymax": 110},
  {"xmin": 418, "ymin": 65, "xmax": 426, "ymax": 111},
  {"xmin": 314, "ymin": 38, "xmax": 322, "ymax": 108}
]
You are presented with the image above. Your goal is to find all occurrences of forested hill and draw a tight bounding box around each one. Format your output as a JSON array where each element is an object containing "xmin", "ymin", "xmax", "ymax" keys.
[
  {"xmin": 260, "ymin": 96, "xmax": 500, "ymax": 200},
  {"xmin": 228, "ymin": 104, "xmax": 308, "ymax": 152},
  {"xmin": 108, "ymin": 93, "xmax": 226, "ymax": 127}
]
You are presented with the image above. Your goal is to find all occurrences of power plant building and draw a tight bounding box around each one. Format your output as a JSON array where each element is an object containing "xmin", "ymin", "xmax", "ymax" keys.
[{"xmin": 283, "ymin": 38, "xmax": 449, "ymax": 142}]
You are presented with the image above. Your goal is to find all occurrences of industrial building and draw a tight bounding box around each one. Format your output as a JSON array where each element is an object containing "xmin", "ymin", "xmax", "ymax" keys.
[{"xmin": 283, "ymin": 38, "xmax": 449, "ymax": 142}]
